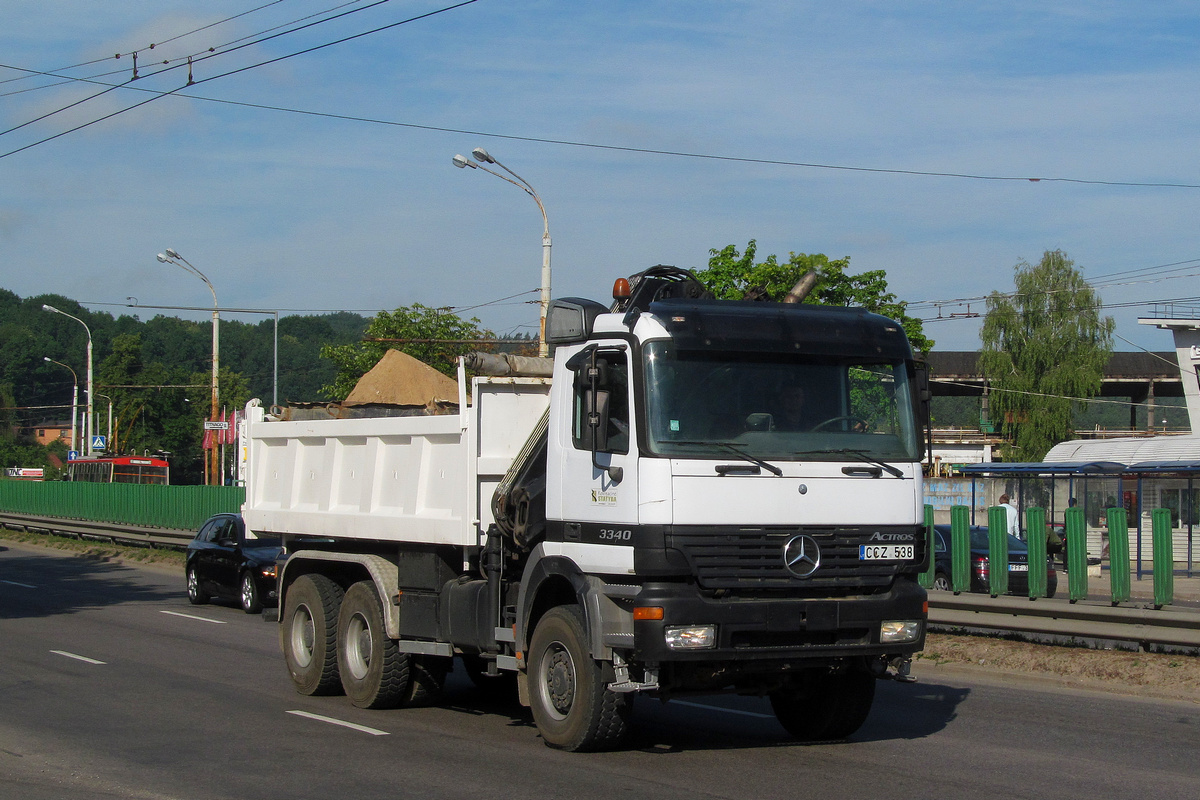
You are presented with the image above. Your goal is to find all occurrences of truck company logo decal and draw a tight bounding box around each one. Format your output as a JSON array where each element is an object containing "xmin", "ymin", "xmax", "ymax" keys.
[
  {"xmin": 783, "ymin": 534, "xmax": 821, "ymax": 578},
  {"xmin": 591, "ymin": 488, "xmax": 618, "ymax": 505}
]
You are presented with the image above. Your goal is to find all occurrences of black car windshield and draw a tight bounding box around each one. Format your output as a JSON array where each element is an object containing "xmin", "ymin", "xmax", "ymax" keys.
[{"xmin": 642, "ymin": 341, "xmax": 921, "ymax": 462}]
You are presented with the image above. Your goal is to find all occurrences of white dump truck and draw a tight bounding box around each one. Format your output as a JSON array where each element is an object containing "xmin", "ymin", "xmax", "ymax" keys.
[{"xmin": 242, "ymin": 266, "xmax": 930, "ymax": 751}]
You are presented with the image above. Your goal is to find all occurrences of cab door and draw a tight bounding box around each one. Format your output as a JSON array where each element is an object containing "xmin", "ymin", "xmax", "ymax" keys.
[{"xmin": 550, "ymin": 344, "xmax": 640, "ymax": 548}]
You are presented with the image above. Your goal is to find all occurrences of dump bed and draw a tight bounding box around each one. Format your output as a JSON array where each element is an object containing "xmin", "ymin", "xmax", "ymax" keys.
[{"xmin": 241, "ymin": 375, "xmax": 551, "ymax": 547}]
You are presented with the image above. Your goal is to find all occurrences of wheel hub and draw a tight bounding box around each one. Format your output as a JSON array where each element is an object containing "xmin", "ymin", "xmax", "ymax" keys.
[{"xmin": 545, "ymin": 646, "xmax": 575, "ymax": 715}]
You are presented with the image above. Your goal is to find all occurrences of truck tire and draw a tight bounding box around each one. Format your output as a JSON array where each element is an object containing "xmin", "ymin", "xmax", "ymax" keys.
[
  {"xmin": 283, "ymin": 573, "xmax": 345, "ymax": 696},
  {"xmin": 770, "ymin": 664, "xmax": 876, "ymax": 741},
  {"xmin": 338, "ymin": 581, "xmax": 410, "ymax": 709},
  {"xmin": 403, "ymin": 656, "xmax": 449, "ymax": 707},
  {"xmin": 527, "ymin": 605, "xmax": 630, "ymax": 751}
]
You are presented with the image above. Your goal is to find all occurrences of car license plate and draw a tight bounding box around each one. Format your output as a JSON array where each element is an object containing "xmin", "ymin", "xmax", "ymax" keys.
[
  {"xmin": 1009, "ymin": 563, "xmax": 1029, "ymax": 572},
  {"xmin": 859, "ymin": 544, "xmax": 913, "ymax": 561}
]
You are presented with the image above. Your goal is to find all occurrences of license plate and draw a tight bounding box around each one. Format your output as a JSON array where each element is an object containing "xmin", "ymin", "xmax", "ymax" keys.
[
  {"xmin": 1009, "ymin": 563, "xmax": 1028, "ymax": 572},
  {"xmin": 859, "ymin": 544, "xmax": 914, "ymax": 561}
]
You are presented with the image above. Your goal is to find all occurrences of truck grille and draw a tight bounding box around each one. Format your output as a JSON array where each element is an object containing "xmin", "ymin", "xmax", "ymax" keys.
[{"xmin": 666, "ymin": 525, "xmax": 925, "ymax": 594}]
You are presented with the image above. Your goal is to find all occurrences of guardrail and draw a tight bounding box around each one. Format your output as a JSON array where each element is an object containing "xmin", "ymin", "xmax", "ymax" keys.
[
  {"xmin": 0, "ymin": 511, "xmax": 195, "ymax": 550},
  {"xmin": 928, "ymin": 593, "xmax": 1200, "ymax": 650}
]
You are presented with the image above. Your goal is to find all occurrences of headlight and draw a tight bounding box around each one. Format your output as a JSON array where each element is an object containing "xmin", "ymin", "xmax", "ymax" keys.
[
  {"xmin": 664, "ymin": 625, "xmax": 716, "ymax": 650},
  {"xmin": 880, "ymin": 620, "xmax": 922, "ymax": 644},
  {"xmin": 260, "ymin": 565, "xmax": 277, "ymax": 579}
]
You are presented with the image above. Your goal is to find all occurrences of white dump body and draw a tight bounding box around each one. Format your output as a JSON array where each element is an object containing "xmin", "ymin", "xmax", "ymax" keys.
[{"xmin": 242, "ymin": 375, "xmax": 551, "ymax": 547}]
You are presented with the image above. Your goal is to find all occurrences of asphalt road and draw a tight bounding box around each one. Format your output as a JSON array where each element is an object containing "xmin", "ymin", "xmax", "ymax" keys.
[{"xmin": 2, "ymin": 541, "xmax": 1197, "ymax": 800}]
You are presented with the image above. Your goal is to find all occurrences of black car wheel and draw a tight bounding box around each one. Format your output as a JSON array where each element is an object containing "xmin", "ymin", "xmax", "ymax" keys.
[
  {"xmin": 240, "ymin": 571, "xmax": 263, "ymax": 614},
  {"xmin": 186, "ymin": 565, "xmax": 209, "ymax": 605},
  {"xmin": 283, "ymin": 574, "xmax": 344, "ymax": 696},
  {"xmin": 932, "ymin": 571, "xmax": 951, "ymax": 592}
]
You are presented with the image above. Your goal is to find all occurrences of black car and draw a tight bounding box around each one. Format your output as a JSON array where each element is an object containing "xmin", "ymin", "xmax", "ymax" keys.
[
  {"xmin": 186, "ymin": 513, "xmax": 282, "ymax": 613},
  {"xmin": 931, "ymin": 524, "xmax": 1058, "ymax": 598}
]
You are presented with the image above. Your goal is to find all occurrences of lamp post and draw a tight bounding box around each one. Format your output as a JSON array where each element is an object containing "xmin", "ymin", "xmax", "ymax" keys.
[
  {"xmin": 453, "ymin": 147, "xmax": 552, "ymax": 357},
  {"xmin": 43, "ymin": 357, "xmax": 78, "ymax": 455},
  {"xmin": 42, "ymin": 305, "xmax": 93, "ymax": 456},
  {"xmin": 157, "ymin": 248, "xmax": 219, "ymax": 485}
]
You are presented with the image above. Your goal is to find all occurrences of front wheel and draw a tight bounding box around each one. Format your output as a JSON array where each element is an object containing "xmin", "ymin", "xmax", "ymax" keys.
[
  {"xmin": 240, "ymin": 572, "xmax": 263, "ymax": 614},
  {"xmin": 282, "ymin": 574, "xmax": 344, "ymax": 696},
  {"xmin": 770, "ymin": 664, "xmax": 877, "ymax": 741},
  {"xmin": 931, "ymin": 571, "xmax": 952, "ymax": 592},
  {"xmin": 527, "ymin": 605, "xmax": 630, "ymax": 751}
]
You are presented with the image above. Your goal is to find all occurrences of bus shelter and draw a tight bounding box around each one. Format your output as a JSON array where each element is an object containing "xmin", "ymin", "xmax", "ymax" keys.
[{"xmin": 958, "ymin": 460, "xmax": 1199, "ymax": 578}]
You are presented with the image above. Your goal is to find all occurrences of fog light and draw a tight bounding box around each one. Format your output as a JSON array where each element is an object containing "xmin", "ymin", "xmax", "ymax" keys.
[
  {"xmin": 664, "ymin": 625, "xmax": 716, "ymax": 650},
  {"xmin": 880, "ymin": 620, "xmax": 922, "ymax": 644}
]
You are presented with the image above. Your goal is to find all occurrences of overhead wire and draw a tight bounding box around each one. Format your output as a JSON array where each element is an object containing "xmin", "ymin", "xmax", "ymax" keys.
[
  {"xmin": 0, "ymin": 0, "xmax": 482, "ymax": 161},
  {"xmin": 0, "ymin": 0, "xmax": 412, "ymax": 138},
  {"xmin": 0, "ymin": 0, "xmax": 292, "ymax": 86}
]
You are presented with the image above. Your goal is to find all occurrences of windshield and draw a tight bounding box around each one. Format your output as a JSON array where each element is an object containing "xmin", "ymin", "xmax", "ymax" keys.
[{"xmin": 642, "ymin": 341, "xmax": 922, "ymax": 462}]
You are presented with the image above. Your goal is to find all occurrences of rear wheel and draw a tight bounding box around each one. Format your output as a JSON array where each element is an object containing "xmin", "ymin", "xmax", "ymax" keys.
[
  {"xmin": 338, "ymin": 581, "xmax": 410, "ymax": 708},
  {"xmin": 283, "ymin": 574, "xmax": 344, "ymax": 696},
  {"xmin": 770, "ymin": 664, "xmax": 877, "ymax": 741},
  {"xmin": 186, "ymin": 566, "xmax": 209, "ymax": 605},
  {"xmin": 240, "ymin": 572, "xmax": 263, "ymax": 614},
  {"xmin": 527, "ymin": 605, "xmax": 630, "ymax": 751}
]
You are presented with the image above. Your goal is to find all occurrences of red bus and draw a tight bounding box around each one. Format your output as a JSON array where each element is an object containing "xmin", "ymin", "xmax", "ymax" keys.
[{"xmin": 68, "ymin": 456, "xmax": 170, "ymax": 485}]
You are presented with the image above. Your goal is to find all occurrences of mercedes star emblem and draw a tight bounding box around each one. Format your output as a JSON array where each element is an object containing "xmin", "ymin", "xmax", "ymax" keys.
[{"xmin": 783, "ymin": 534, "xmax": 821, "ymax": 578}]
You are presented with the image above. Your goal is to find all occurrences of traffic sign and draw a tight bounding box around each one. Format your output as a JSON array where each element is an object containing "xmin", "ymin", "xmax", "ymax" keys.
[
  {"xmin": 91, "ymin": 435, "xmax": 107, "ymax": 451},
  {"xmin": 68, "ymin": 450, "xmax": 78, "ymax": 461},
  {"xmin": 204, "ymin": 421, "xmax": 230, "ymax": 431}
]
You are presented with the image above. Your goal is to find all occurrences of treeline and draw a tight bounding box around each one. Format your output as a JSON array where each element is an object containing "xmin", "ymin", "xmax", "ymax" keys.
[{"xmin": 0, "ymin": 288, "xmax": 369, "ymax": 484}]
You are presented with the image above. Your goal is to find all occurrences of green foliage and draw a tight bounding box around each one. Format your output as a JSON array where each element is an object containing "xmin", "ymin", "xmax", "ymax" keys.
[
  {"xmin": 980, "ymin": 250, "xmax": 1114, "ymax": 461},
  {"xmin": 320, "ymin": 304, "xmax": 491, "ymax": 400},
  {"xmin": 696, "ymin": 241, "xmax": 933, "ymax": 353},
  {"xmin": 1, "ymin": 287, "xmax": 368, "ymax": 484}
]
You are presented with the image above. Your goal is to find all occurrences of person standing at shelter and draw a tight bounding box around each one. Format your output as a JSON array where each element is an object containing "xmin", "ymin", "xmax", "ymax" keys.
[{"xmin": 998, "ymin": 493, "xmax": 1019, "ymax": 538}]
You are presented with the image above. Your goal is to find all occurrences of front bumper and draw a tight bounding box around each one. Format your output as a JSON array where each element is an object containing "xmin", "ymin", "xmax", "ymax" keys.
[{"xmin": 631, "ymin": 577, "xmax": 927, "ymax": 662}]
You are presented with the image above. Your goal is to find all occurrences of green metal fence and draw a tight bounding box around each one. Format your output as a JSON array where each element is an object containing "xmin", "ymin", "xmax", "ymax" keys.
[{"xmin": 0, "ymin": 480, "xmax": 244, "ymax": 531}]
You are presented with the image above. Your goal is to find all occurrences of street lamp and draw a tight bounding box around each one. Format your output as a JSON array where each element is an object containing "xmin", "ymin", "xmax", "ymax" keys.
[
  {"xmin": 42, "ymin": 304, "xmax": 93, "ymax": 456},
  {"xmin": 453, "ymin": 147, "xmax": 552, "ymax": 357},
  {"xmin": 43, "ymin": 357, "xmax": 79, "ymax": 456},
  {"xmin": 158, "ymin": 248, "xmax": 220, "ymax": 485}
]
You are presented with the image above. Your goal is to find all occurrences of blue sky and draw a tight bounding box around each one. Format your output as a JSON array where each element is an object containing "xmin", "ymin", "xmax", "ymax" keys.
[{"xmin": 3, "ymin": 0, "xmax": 1200, "ymax": 351}]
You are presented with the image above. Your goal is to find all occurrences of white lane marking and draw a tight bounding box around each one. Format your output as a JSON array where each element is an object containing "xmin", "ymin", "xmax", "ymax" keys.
[
  {"xmin": 671, "ymin": 700, "xmax": 775, "ymax": 719},
  {"xmin": 1, "ymin": 579, "xmax": 37, "ymax": 588},
  {"xmin": 286, "ymin": 710, "xmax": 390, "ymax": 736},
  {"xmin": 160, "ymin": 610, "xmax": 226, "ymax": 624},
  {"xmin": 51, "ymin": 650, "xmax": 106, "ymax": 665}
]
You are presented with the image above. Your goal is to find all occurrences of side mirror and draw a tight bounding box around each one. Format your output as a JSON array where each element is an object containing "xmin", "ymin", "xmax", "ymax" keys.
[{"xmin": 584, "ymin": 352, "xmax": 623, "ymax": 483}]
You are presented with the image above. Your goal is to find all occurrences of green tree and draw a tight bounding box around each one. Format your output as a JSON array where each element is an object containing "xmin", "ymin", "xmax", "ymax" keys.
[
  {"xmin": 980, "ymin": 250, "xmax": 1114, "ymax": 461},
  {"xmin": 319, "ymin": 303, "xmax": 492, "ymax": 400},
  {"xmin": 697, "ymin": 241, "xmax": 933, "ymax": 353}
]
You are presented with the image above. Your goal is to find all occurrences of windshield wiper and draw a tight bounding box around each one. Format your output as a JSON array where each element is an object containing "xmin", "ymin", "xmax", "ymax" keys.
[
  {"xmin": 713, "ymin": 442, "xmax": 783, "ymax": 477},
  {"xmin": 664, "ymin": 439, "xmax": 783, "ymax": 477},
  {"xmin": 831, "ymin": 448, "xmax": 905, "ymax": 478},
  {"xmin": 790, "ymin": 448, "xmax": 905, "ymax": 478}
]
